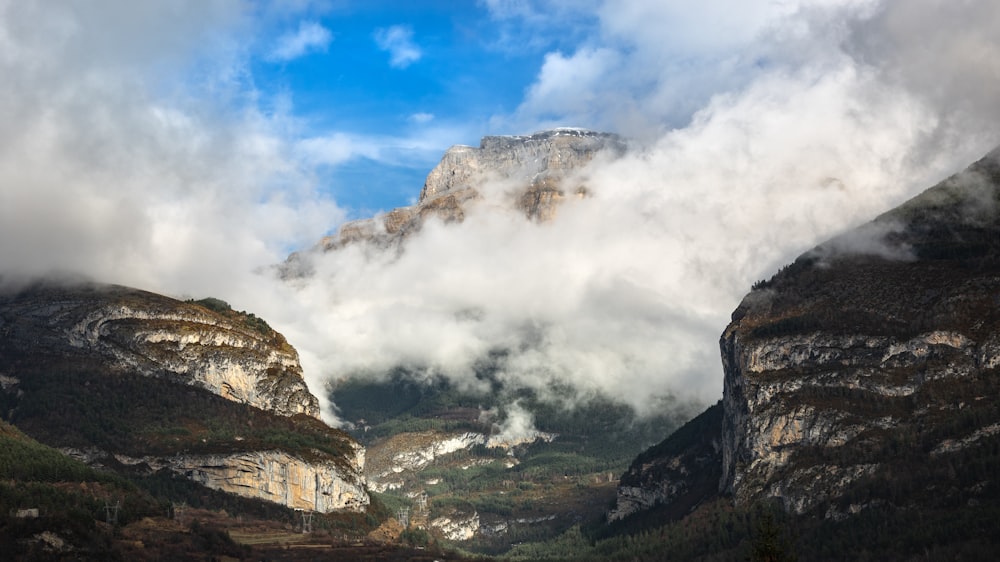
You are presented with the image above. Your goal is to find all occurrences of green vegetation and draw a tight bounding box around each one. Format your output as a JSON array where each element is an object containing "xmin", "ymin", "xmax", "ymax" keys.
[
  {"xmin": 332, "ymin": 373, "xmax": 683, "ymax": 555},
  {"xmin": 0, "ymin": 420, "xmax": 165, "ymax": 559},
  {"xmin": 1, "ymin": 358, "xmax": 353, "ymax": 466},
  {"xmin": 187, "ymin": 296, "xmax": 274, "ymax": 335}
]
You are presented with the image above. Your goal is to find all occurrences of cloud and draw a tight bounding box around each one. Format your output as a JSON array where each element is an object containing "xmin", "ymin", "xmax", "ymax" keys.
[
  {"xmin": 256, "ymin": 0, "xmax": 1000, "ymax": 424},
  {"xmin": 277, "ymin": 65, "xmax": 949, "ymax": 416},
  {"xmin": 0, "ymin": 1, "xmax": 345, "ymax": 299},
  {"xmin": 409, "ymin": 112, "xmax": 435, "ymax": 124},
  {"xmin": 374, "ymin": 25, "xmax": 422, "ymax": 68},
  {"xmin": 267, "ymin": 20, "xmax": 333, "ymax": 61}
]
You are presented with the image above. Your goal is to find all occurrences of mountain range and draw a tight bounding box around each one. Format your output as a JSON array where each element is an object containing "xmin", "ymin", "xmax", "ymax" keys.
[{"xmin": 2, "ymin": 130, "xmax": 1000, "ymax": 560}]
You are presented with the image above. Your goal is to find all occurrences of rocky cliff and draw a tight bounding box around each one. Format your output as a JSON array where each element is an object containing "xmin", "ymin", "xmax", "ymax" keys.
[
  {"xmin": 719, "ymin": 146, "xmax": 1000, "ymax": 515},
  {"xmin": 67, "ymin": 447, "xmax": 368, "ymax": 513},
  {"xmin": 0, "ymin": 282, "xmax": 318, "ymax": 418},
  {"xmin": 613, "ymin": 146, "xmax": 1000, "ymax": 524},
  {"xmin": 0, "ymin": 281, "xmax": 370, "ymax": 513},
  {"xmin": 310, "ymin": 129, "xmax": 626, "ymax": 253},
  {"xmin": 608, "ymin": 403, "xmax": 722, "ymax": 522}
]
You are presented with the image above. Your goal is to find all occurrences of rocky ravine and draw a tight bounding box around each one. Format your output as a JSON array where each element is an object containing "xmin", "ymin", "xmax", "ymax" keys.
[
  {"xmin": 0, "ymin": 281, "xmax": 369, "ymax": 513},
  {"xmin": 612, "ymin": 146, "xmax": 1000, "ymax": 521},
  {"xmin": 307, "ymin": 128, "xmax": 626, "ymax": 253}
]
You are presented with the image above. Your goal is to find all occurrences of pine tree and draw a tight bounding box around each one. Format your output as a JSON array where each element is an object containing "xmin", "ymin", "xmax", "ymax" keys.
[{"xmin": 750, "ymin": 511, "xmax": 797, "ymax": 562}]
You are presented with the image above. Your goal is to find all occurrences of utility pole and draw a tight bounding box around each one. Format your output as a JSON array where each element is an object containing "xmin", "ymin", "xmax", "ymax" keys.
[
  {"xmin": 301, "ymin": 510, "xmax": 314, "ymax": 534},
  {"xmin": 104, "ymin": 500, "xmax": 120, "ymax": 526},
  {"xmin": 172, "ymin": 502, "xmax": 187, "ymax": 524}
]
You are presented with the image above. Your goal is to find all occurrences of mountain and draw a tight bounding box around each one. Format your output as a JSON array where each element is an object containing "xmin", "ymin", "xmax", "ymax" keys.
[
  {"xmin": 604, "ymin": 146, "xmax": 1000, "ymax": 559},
  {"xmin": 289, "ymin": 128, "xmax": 626, "ymax": 263},
  {"xmin": 0, "ymin": 280, "xmax": 368, "ymax": 515},
  {"xmin": 287, "ymin": 129, "xmax": 685, "ymax": 551}
]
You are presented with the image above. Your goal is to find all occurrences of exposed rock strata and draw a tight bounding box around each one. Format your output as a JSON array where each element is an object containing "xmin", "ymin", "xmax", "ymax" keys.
[
  {"xmin": 0, "ymin": 283, "xmax": 319, "ymax": 418},
  {"xmin": 613, "ymin": 145, "xmax": 1000, "ymax": 522},
  {"xmin": 719, "ymin": 146, "xmax": 1000, "ymax": 514},
  {"xmin": 66, "ymin": 447, "xmax": 368, "ymax": 513},
  {"xmin": 308, "ymin": 129, "xmax": 626, "ymax": 254},
  {"xmin": 0, "ymin": 281, "xmax": 372, "ymax": 513},
  {"xmin": 430, "ymin": 510, "xmax": 480, "ymax": 541},
  {"xmin": 365, "ymin": 429, "xmax": 556, "ymax": 484},
  {"xmin": 608, "ymin": 403, "xmax": 722, "ymax": 522}
]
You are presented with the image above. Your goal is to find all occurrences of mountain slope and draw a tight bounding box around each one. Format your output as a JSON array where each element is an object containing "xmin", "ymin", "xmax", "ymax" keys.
[
  {"xmin": 0, "ymin": 280, "xmax": 368, "ymax": 514},
  {"xmin": 0, "ymin": 281, "xmax": 318, "ymax": 417},
  {"xmin": 290, "ymin": 129, "xmax": 626, "ymax": 260},
  {"xmin": 599, "ymin": 146, "xmax": 1000, "ymax": 560},
  {"xmin": 721, "ymin": 145, "xmax": 1000, "ymax": 514}
]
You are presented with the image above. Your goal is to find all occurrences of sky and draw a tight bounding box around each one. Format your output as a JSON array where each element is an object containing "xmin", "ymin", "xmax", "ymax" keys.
[{"xmin": 2, "ymin": 0, "xmax": 1000, "ymax": 425}]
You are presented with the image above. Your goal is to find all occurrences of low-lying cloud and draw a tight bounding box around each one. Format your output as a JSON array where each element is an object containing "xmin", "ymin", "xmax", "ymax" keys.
[{"xmin": 257, "ymin": 1, "xmax": 1000, "ymax": 423}]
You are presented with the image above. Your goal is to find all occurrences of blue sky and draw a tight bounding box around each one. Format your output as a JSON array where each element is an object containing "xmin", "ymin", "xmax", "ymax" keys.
[{"xmin": 249, "ymin": 1, "xmax": 597, "ymax": 214}]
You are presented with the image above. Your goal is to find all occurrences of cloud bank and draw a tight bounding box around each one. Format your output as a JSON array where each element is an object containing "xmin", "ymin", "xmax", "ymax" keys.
[
  {"xmin": 1, "ymin": 1, "xmax": 999, "ymax": 425},
  {"xmin": 264, "ymin": 0, "xmax": 1000, "ymax": 422}
]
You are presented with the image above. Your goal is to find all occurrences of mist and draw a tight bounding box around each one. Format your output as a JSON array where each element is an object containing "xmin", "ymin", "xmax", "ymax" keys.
[{"xmin": 2, "ymin": 1, "xmax": 999, "ymax": 425}]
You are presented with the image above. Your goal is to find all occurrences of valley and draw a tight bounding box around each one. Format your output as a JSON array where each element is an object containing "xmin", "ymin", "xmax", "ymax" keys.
[
  {"xmin": 331, "ymin": 374, "xmax": 681, "ymax": 553},
  {"xmin": 3, "ymin": 134, "xmax": 1000, "ymax": 561}
]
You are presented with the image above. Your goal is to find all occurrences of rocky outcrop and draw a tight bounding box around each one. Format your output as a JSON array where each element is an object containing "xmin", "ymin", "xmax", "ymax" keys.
[
  {"xmin": 67, "ymin": 446, "xmax": 368, "ymax": 513},
  {"xmin": 310, "ymin": 129, "xmax": 626, "ymax": 253},
  {"xmin": 364, "ymin": 429, "xmax": 556, "ymax": 486},
  {"xmin": 430, "ymin": 510, "xmax": 480, "ymax": 541},
  {"xmin": 0, "ymin": 281, "xmax": 373, "ymax": 514},
  {"xmin": 718, "ymin": 146, "xmax": 1000, "ymax": 514},
  {"xmin": 0, "ymin": 283, "xmax": 319, "ymax": 418},
  {"xmin": 418, "ymin": 128, "xmax": 626, "ymax": 205},
  {"xmin": 608, "ymin": 403, "xmax": 722, "ymax": 522},
  {"xmin": 613, "ymin": 146, "xmax": 1000, "ymax": 523},
  {"xmin": 367, "ymin": 431, "xmax": 486, "ymax": 480}
]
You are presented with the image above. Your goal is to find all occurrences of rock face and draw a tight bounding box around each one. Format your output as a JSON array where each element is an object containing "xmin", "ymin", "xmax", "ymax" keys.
[
  {"xmin": 0, "ymin": 281, "xmax": 371, "ymax": 513},
  {"xmin": 431, "ymin": 510, "xmax": 481, "ymax": 541},
  {"xmin": 608, "ymin": 403, "xmax": 722, "ymax": 522},
  {"xmin": 68, "ymin": 448, "xmax": 368, "ymax": 513},
  {"xmin": 312, "ymin": 129, "xmax": 626, "ymax": 252},
  {"xmin": 719, "ymin": 146, "xmax": 1000, "ymax": 514},
  {"xmin": 613, "ymin": 146, "xmax": 1000, "ymax": 523},
  {"xmin": 0, "ymin": 283, "xmax": 319, "ymax": 418}
]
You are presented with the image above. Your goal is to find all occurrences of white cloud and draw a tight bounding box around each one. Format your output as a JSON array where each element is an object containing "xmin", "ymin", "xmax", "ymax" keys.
[
  {"xmin": 272, "ymin": 63, "xmax": 952, "ymax": 416},
  {"xmin": 374, "ymin": 25, "xmax": 422, "ymax": 68},
  {"xmin": 409, "ymin": 112, "xmax": 435, "ymax": 124},
  {"xmin": 263, "ymin": 0, "xmax": 1000, "ymax": 422},
  {"xmin": 0, "ymin": 1, "xmax": 346, "ymax": 298},
  {"xmin": 268, "ymin": 20, "xmax": 333, "ymax": 61}
]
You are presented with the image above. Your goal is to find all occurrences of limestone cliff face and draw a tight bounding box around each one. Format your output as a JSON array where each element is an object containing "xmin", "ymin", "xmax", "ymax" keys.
[
  {"xmin": 431, "ymin": 510, "xmax": 481, "ymax": 541},
  {"xmin": 313, "ymin": 129, "xmax": 626, "ymax": 252},
  {"xmin": 68, "ymin": 447, "xmax": 368, "ymax": 513},
  {"xmin": 418, "ymin": 128, "xmax": 626, "ymax": 207},
  {"xmin": 613, "ymin": 146, "xmax": 1000, "ymax": 523},
  {"xmin": 718, "ymin": 146, "xmax": 1000, "ymax": 515},
  {"xmin": 0, "ymin": 283, "xmax": 319, "ymax": 418},
  {"xmin": 608, "ymin": 403, "xmax": 722, "ymax": 522},
  {"xmin": 0, "ymin": 282, "xmax": 373, "ymax": 513}
]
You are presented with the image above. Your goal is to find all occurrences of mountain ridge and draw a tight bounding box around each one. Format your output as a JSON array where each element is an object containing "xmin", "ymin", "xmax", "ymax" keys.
[
  {"xmin": 0, "ymin": 280, "xmax": 369, "ymax": 514},
  {"xmin": 603, "ymin": 144, "xmax": 1000, "ymax": 559}
]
